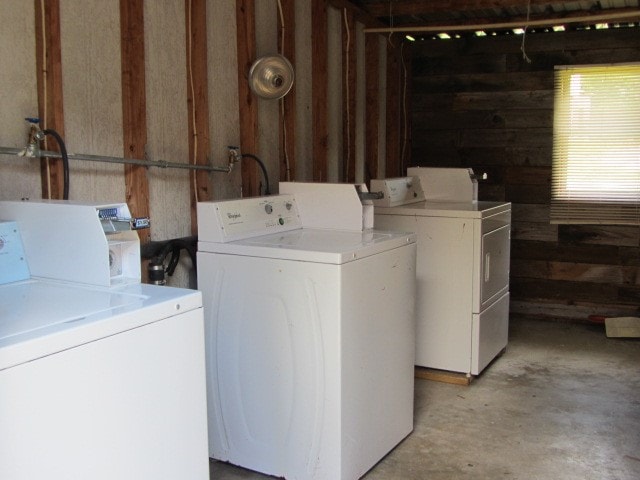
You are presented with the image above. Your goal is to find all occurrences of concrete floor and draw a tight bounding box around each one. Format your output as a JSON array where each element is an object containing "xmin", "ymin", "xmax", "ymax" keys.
[{"xmin": 209, "ymin": 318, "xmax": 640, "ymax": 479}]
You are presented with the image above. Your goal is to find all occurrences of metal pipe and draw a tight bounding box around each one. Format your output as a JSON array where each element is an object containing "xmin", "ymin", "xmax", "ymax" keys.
[{"xmin": 0, "ymin": 146, "xmax": 231, "ymax": 173}]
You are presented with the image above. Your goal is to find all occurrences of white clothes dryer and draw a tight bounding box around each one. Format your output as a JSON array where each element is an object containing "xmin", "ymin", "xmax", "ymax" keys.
[
  {"xmin": 372, "ymin": 169, "xmax": 511, "ymax": 375},
  {"xmin": 197, "ymin": 187, "xmax": 416, "ymax": 480}
]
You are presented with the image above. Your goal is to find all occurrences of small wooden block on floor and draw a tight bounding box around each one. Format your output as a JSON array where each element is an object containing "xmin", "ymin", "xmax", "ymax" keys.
[
  {"xmin": 605, "ymin": 316, "xmax": 640, "ymax": 338},
  {"xmin": 414, "ymin": 367, "xmax": 473, "ymax": 386}
]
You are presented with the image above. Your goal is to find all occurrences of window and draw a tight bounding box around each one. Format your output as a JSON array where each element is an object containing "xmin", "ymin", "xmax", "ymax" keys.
[{"xmin": 550, "ymin": 63, "xmax": 640, "ymax": 225}]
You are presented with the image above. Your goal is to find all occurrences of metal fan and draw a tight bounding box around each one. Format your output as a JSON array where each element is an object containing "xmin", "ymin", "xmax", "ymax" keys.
[{"xmin": 248, "ymin": 54, "xmax": 294, "ymax": 100}]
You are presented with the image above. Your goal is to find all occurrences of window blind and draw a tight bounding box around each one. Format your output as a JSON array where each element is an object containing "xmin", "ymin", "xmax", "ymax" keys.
[{"xmin": 550, "ymin": 63, "xmax": 640, "ymax": 225}]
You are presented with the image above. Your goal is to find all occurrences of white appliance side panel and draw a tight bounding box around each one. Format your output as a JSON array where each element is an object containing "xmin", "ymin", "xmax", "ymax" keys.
[
  {"xmin": 472, "ymin": 292, "xmax": 510, "ymax": 375},
  {"xmin": 197, "ymin": 253, "xmax": 341, "ymax": 479},
  {"xmin": 0, "ymin": 308, "xmax": 209, "ymax": 480},
  {"xmin": 375, "ymin": 214, "xmax": 475, "ymax": 373},
  {"xmin": 339, "ymin": 243, "xmax": 416, "ymax": 480}
]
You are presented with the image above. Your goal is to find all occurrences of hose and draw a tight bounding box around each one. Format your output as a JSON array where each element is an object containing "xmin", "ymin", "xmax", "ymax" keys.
[
  {"xmin": 242, "ymin": 153, "xmax": 271, "ymax": 195},
  {"xmin": 141, "ymin": 236, "xmax": 198, "ymax": 285},
  {"xmin": 42, "ymin": 129, "xmax": 70, "ymax": 200}
]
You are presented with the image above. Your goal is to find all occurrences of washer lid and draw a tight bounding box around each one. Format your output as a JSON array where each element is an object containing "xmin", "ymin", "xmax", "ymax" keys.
[
  {"xmin": 198, "ymin": 228, "xmax": 416, "ymax": 264},
  {"xmin": 375, "ymin": 200, "xmax": 510, "ymax": 218},
  {"xmin": 0, "ymin": 280, "xmax": 201, "ymax": 370}
]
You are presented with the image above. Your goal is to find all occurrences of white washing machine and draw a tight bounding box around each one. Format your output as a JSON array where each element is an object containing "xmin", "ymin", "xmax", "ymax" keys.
[
  {"xmin": 197, "ymin": 183, "xmax": 417, "ymax": 480},
  {"xmin": 372, "ymin": 169, "xmax": 511, "ymax": 375},
  {"xmin": 0, "ymin": 201, "xmax": 209, "ymax": 480}
]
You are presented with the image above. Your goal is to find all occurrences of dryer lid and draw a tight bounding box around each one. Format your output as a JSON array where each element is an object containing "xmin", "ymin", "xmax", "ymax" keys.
[{"xmin": 375, "ymin": 200, "xmax": 510, "ymax": 219}]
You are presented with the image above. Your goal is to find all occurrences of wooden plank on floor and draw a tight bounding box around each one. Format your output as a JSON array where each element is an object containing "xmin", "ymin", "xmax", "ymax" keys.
[
  {"xmin": 415, "ymin": 367, "xmax": 473, "ymax": 386},
  {"xmin": 605, "ymin": 316, "xmax": 640, "ymax": 338}
]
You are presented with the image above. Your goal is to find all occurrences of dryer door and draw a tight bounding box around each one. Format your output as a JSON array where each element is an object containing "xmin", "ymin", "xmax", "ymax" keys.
[{"xmin": 479, "ymin": 224, "xmax": 510, "ymax": 309}]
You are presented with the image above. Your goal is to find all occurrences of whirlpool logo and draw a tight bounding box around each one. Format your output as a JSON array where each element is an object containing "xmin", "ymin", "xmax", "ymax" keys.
[{"xmin": 227, "ymin": 212, "xmax": 242, "ymax": 220}]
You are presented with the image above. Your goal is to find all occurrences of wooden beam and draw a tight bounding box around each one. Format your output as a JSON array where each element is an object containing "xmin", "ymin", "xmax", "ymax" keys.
[
  {"xmin": 35, "ymin": 0, "xmax": 64, "ymax": 200},
  {"xmin": 120, "ymin": 0, "xmax": 150, "ymax": 243},
  {"xmin": 236, "ymin": 0, "xmax": 259, "ymax": 196},
  {"xmin": 279, "ymin": 0, "xmax": 296, "ymax": 181},
  {"xmin": 511, "ymin": 259, "xmax": 640, "ymax": 286},
  {"xmin": 342, "ymin": 8, "xmax": 357, "ymax": 183},
  {"xmin": 510, "ymin": 299, "xmax": 640, "ymax": 323},
  {"xmin": 363, "ymin": 0, "xmax": 590, "ymax": 17},
  {"xmin": 312, "ymin": 0, "xmax": 329, "ymax": 182},
  {"xmin": 185, "ymin": 0, "xmax": 211, "ymax": 234},
  {"xmin": 327, "ymin": 0, "xmax": 387, "ymax": 27},
  {"xmin": 364, "ymin": 34, "xmax": 380, "ymax": 183}
]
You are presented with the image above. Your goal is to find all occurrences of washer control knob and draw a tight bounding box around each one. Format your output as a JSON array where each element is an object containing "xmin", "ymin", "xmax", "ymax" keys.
[
  {"xmin": 265, "ymin": 204, "xmax": 273, "ymax": 214},
  {"xmin": 279, "ymin": 218, "xmax": 285, "ymax": 225}
]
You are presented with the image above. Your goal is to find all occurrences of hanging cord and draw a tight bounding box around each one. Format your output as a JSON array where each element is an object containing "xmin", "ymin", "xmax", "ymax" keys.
[
  {"xmin": 400, "ymin": 41, "xmax": 408, "ymax": 173},
  {"xmin": 276, "ymin": 0, "xmax": 291, "ymax": 181},
  {"xmin": 281, "ymin": 96, "xmax": 291, "ymax": 180},
  {"xmin": 242, "ymin": 153, "xmax": 271, "ymax": 195},
  {"xmin": 521, "ymin": 0, "xmax": 533, "ymax": 64},
  {"xmin": 343, "ymin": 8, "xmax": 351, "ymax": 182},
  {"xmin": 387, "ymin": 0, "xmax": 395, "ymax": 48},
  {"xmin": 187, "ymin": 0, "xmax": 200, "ymax": 201}
]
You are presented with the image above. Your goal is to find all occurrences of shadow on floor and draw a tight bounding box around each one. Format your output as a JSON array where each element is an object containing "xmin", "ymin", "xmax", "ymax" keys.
[{"xmin": 210, "ymin": 317, "xmax": 640, "ymax": 480}]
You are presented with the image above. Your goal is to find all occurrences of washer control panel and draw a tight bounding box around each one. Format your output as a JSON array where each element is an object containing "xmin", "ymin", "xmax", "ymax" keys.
[
  {"xmin": 0, "ymin": 221, "xmax": 30, "ymax": 285},
  {"xmin": 198, "ymin": 195, "xmax": 301, "ymax": 243}
]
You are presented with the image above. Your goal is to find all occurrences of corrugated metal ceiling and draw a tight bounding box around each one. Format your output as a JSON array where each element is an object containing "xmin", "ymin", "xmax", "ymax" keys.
[{"xmin": 353, "ymin": 0, "xmax": 640, "ymax": 32}]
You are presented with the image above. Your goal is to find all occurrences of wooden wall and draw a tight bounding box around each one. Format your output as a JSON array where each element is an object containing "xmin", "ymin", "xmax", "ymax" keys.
[{"xmin": 410, "ymin": 27, "xmax": 640, "ymax": 322}]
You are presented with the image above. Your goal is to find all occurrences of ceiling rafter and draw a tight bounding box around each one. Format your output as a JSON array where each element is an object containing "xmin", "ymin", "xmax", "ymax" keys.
[{"xmin": 328, "ymin": 0, "xmax": 388, "ymax": 27}]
